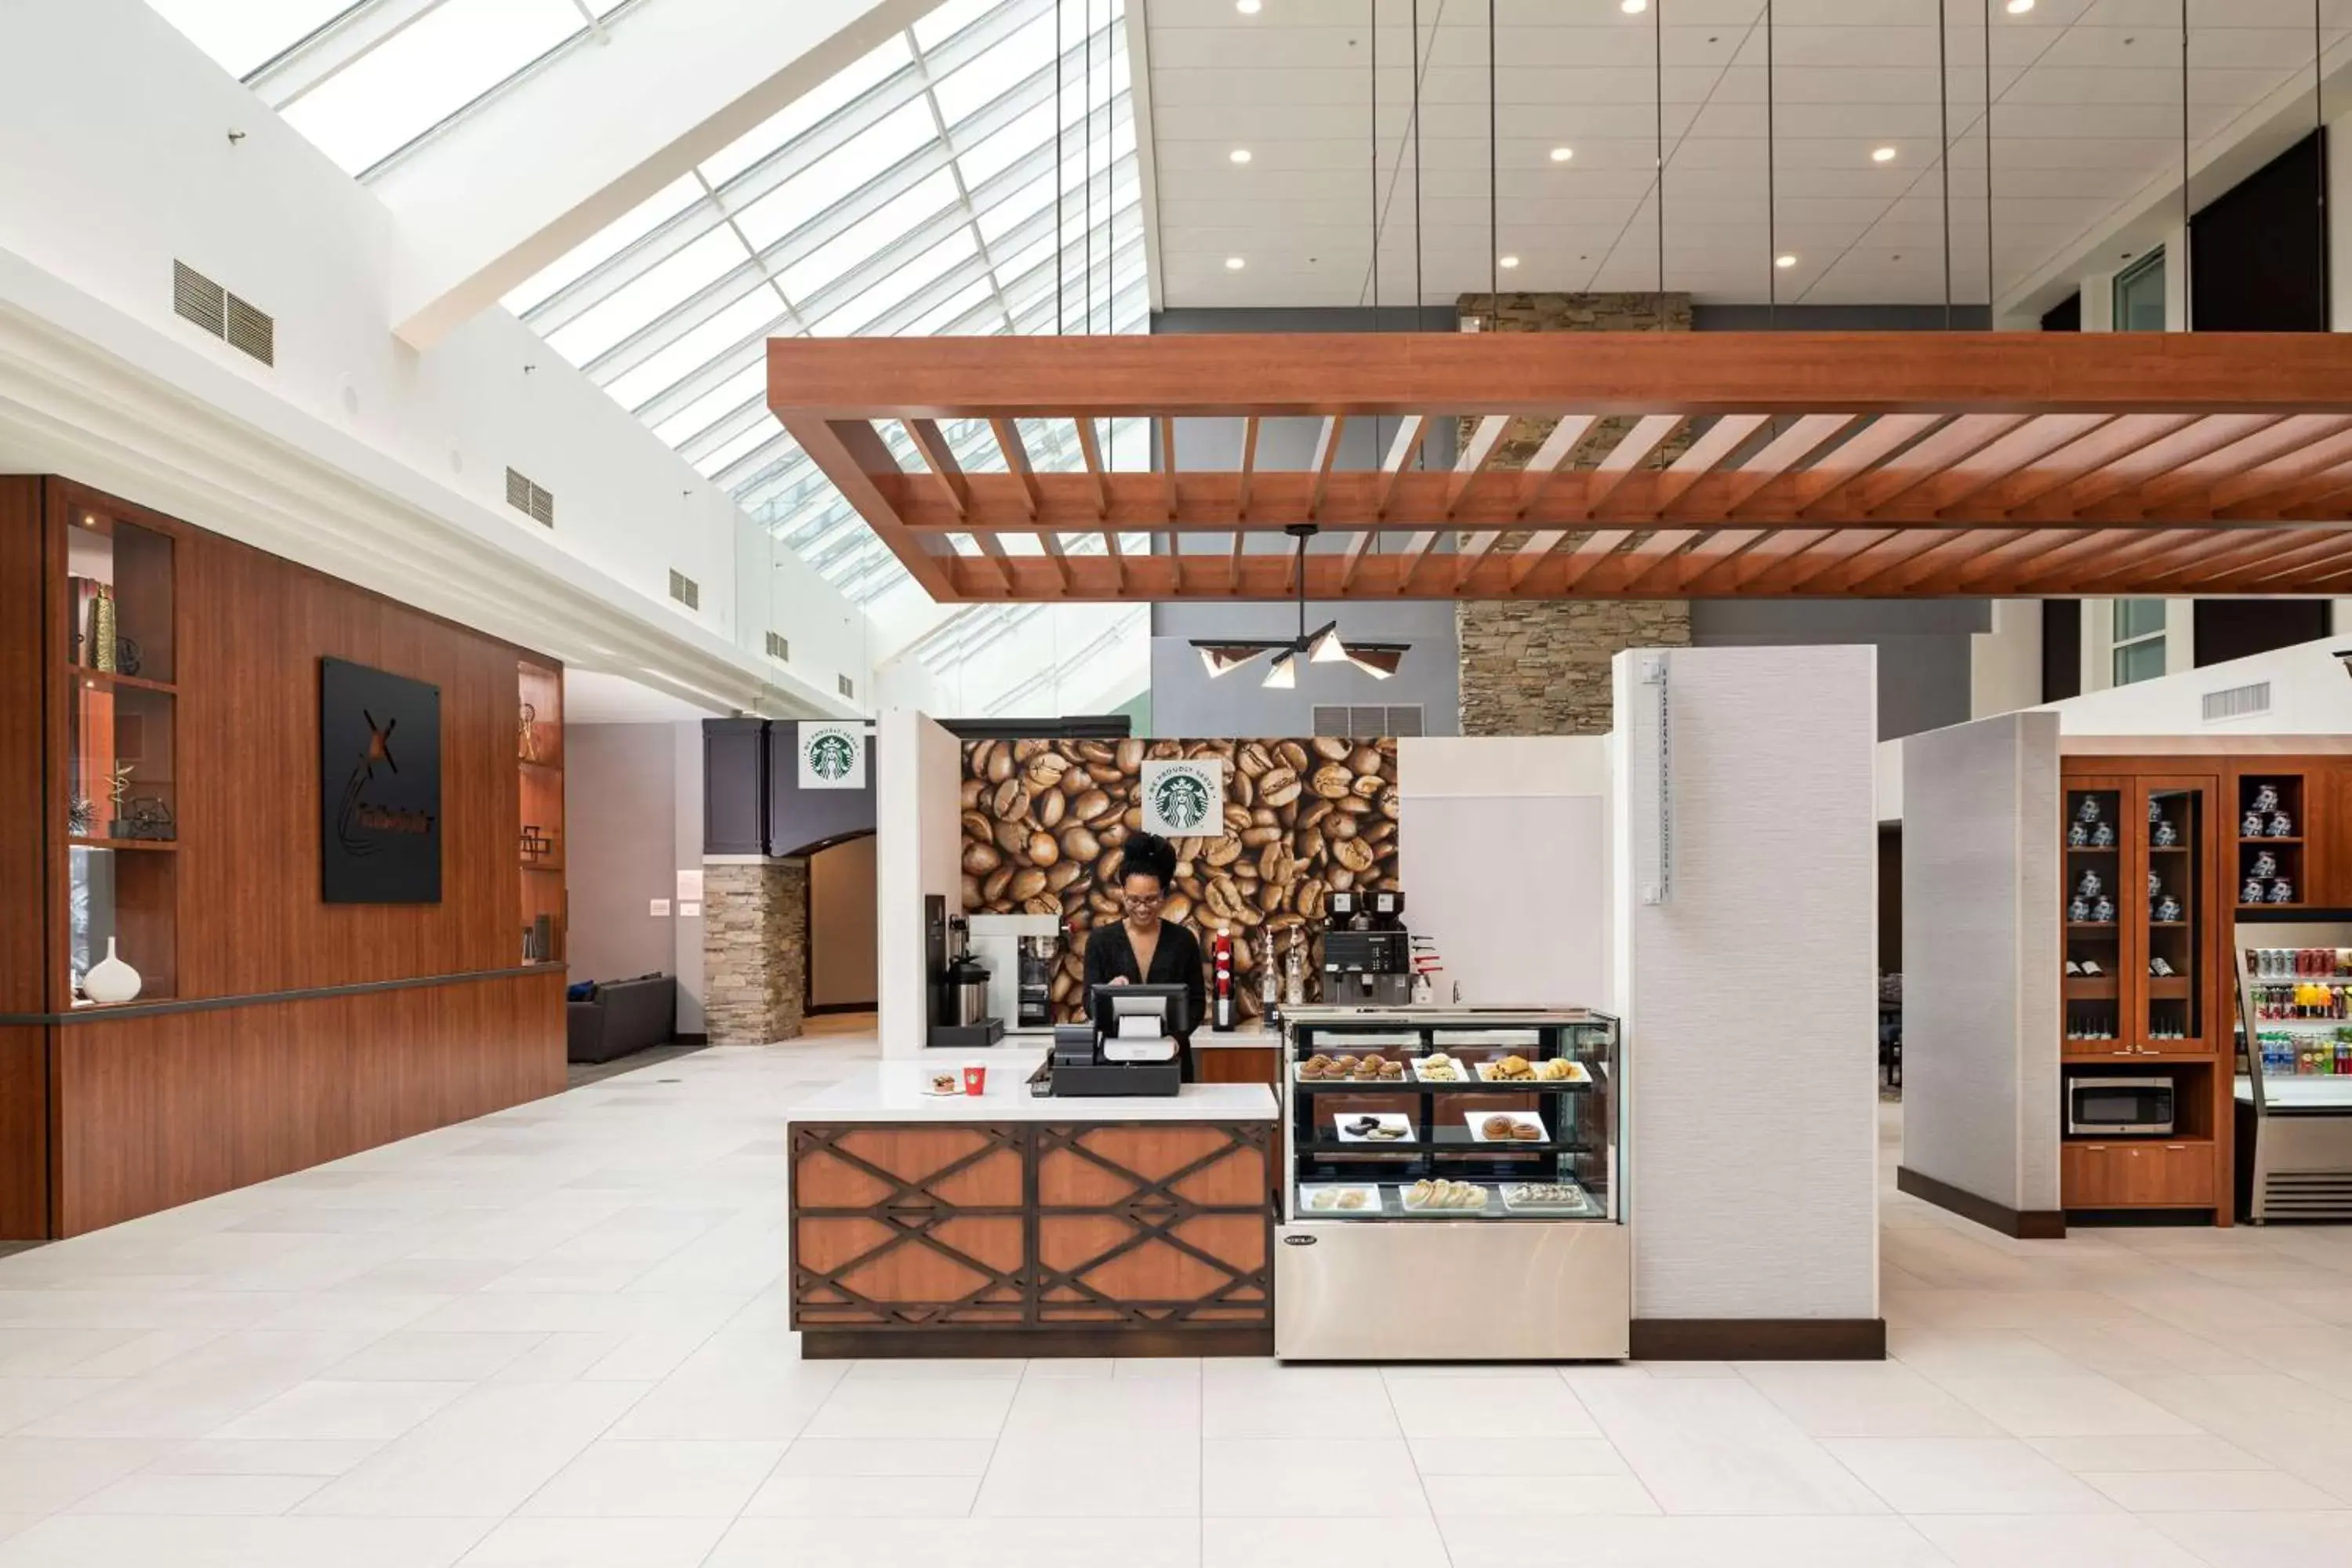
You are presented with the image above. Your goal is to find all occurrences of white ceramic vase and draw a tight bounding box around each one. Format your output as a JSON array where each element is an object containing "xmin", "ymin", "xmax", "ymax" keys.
[{"xmin": 82, "ymin": 938, "xmax": 141, "ymax": 1004}]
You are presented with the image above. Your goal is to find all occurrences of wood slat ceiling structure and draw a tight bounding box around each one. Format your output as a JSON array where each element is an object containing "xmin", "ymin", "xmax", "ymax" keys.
[{"xmin": 767, "ymin": 332, "xmax": 2352, "ymax": 603}]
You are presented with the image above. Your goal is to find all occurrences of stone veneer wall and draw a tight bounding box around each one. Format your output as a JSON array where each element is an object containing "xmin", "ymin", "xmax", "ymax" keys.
[
  {"xmin": 702, "ymin": 858, "xmax": 808, "ymax": 1044},
  {"xmin": 1455, "ymin": 292, "xmax": 1696, "ymax": 736}
]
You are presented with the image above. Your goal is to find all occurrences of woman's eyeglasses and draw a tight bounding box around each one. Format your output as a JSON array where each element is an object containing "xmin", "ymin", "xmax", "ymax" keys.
[{"xmin": 1123, "ymin": 890, "xmax": 1164, "ymax": 908}]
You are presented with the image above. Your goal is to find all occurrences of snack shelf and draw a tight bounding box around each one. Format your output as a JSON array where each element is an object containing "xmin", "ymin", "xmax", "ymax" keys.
[{"xmin": 1291, "ymin": 1076, "xmax": 1599, "ymax": 1094}]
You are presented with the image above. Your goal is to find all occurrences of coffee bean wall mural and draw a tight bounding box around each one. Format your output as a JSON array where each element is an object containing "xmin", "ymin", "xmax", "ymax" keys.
[{"xmin": 958, "ymin": 737, "xmax": 1402, "ymax": 1022}]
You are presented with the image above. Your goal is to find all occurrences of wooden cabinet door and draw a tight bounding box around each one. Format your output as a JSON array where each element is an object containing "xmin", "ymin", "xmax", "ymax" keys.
[
  {"xmin": 2131, "ymin": 775, "xmax": 2218, "ymax": 1056},
  {"xmin": 2310, "ymin": 761, "xmax": 2352, "ymax": 908},
  {"xmin": 2063, "ymin": 1142, "xmax": 2216, "ymax": 1207},
  {"xmin": 2062, "ymin": 776, "xmax": 2131, "ymax": 1051}
]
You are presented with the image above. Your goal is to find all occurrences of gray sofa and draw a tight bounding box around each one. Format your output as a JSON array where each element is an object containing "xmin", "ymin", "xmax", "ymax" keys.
[{"xmin": 567, "ymin": 973, "xmax": 677, "ymax": 1065}]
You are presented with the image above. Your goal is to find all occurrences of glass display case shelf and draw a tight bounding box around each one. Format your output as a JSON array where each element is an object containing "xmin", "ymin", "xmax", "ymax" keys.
[
  {"xmin": 1290, "ymin": 1076, "xmax": 1601, "ymax": 1094},
  {"xmin": 71, "ymin": 669, "xmax": 176, "ymax": 696},
  {"xmin": 1294, "ymin": 1181, "xmax": 1606, "ymax": 1221}
]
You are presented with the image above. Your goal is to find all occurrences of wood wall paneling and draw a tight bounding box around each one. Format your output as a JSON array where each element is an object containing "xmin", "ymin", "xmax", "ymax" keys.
[
  {"xmin": 0, "ymin": 480, "xmax": 45, "ymax": 1014},
  {"xmin": 48, "ymin": 971, "xmax": 564, "ymax": 1236},
  {"xmin": 172, "ymin": 509, "xmax": 521, "ymax": 995},
  {"xmin": 0, "ymin": 1027, "xmax": 47, "ymax": 1240}
]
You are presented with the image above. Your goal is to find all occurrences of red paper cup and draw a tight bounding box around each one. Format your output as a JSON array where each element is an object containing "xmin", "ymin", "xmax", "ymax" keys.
[{"xmin": 964, "ymin": 1062, "xmax": 988, "ymax": 1096}]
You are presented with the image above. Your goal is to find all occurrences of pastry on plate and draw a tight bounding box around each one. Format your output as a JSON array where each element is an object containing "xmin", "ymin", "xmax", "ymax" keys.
[
  {"xmin": 1356, "ymin": 1053, "xmax": 1388, "ymax": 1080},
  {"xmin": 1311, "ymin": 1188, "xmax": 1339, "ymax": 1210},
  {"xmin": 1415, "ymin": 1052, "xmax": 1463, "ymax": 1081},
  {"xmin": 1481, "ymin": 1114, "xmax": 1522, "ymax": 1139},
  {"xmin": 1405, "ymin": 1178, "xmax": 1435, "ymax": 1207},
  {"xmin": 1377, "ymin": 1059, "xmax": 1405, "ymax": 1080},
  {"xmin": 1338, "ymin": 1189, "xmax": 1369, "ymax": 1210},
  {"xmin": 1367, "ymin": 1122, "xmax": 1406, "ymax": 1141},
  {"xmin": 1344, "ymin": 1116, "xmax": 1381, "ymax": 1137}
]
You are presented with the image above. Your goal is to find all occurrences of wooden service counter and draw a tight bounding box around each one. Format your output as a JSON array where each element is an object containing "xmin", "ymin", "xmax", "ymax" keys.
[{"xmin": 787, "ymin": 1051, "xmax": 1279, "ymax": 1359}]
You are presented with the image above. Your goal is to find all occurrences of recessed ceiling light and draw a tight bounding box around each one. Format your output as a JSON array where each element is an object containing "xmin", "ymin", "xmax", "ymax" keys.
[
  {"xmin": 1871, "ymin": 146, "xmax": 1897, "ymax": 163},
  {"xmin": 1236, "ymin": 0, "xmax": 1261, "ymax": 13},
  {"xmin": 1776, "ymin": 254, "xmax": 1798, "ymax": 269},
  {"xmin": 1499, "ymin": 256, "xmax": 1520, "ymax": 269},
  {"xmin": 1229, "ymin": 148, "xmax": 1253, "ymax": 164},
  {"xmin": 2005, "ymin": 0, "xmax": 2034, "ymax": 13},
  {"xmin": 1550, "ymin": 146, "xmax": 1574, "ymax": 162},
  {"xmin": 1621, "ymin": 0, "xmax": 1647, "ymax": 13},
  {"xmin": 1225, "ymin": 256, "xmax": 1247, "ymax": 270}
]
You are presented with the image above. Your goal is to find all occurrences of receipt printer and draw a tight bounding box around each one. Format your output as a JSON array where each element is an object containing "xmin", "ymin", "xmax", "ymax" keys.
[{"xmin": 1047, "ymin": 982, "xmax": 1189, "ymax": 1097}]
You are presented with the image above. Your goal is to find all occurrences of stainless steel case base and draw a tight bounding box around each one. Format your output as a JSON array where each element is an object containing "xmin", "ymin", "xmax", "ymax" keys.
[{"xmin": 1274, "ymin": 1215, "xmax": 1630, "ymax": 1360}]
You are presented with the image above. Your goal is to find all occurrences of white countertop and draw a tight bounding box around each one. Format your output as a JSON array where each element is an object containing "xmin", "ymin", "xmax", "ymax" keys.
[{"xmin": 792, "ymin": 1048, "xmax": 1278, "ymax": 1123}]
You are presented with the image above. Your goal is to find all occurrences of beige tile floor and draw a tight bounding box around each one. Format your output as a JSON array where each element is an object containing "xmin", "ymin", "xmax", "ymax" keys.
[{"xmin": 1, "ymin": 1031, "xmax": 2350, "ymax": 1565}]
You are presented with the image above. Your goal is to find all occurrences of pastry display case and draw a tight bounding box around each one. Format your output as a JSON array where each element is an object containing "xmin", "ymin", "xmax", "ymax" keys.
[{"xmin": 1273, "ymin": 1007, "xmax": 1628, "ymax": 1360}]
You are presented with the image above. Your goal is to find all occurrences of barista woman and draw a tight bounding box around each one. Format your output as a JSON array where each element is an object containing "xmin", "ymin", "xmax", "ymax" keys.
[{"xmin": 1082, "ymin": 830, "xmax": 1207, "ymax": 1082}]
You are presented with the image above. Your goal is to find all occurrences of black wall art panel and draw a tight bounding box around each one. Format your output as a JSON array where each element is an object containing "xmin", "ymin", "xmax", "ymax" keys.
[{"xmin": 320, "ymin": 656, "xmax": 442, "ymax": 903}]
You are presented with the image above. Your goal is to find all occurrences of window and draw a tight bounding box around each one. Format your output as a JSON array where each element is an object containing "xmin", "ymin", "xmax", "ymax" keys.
[
  {"xmin": 2112, "ymin": 599, "xmax": 2167, "ymax": 686},
  {"xmin": 2114, "ymin": 250, "xmax": 2167, "ymax": 333}
]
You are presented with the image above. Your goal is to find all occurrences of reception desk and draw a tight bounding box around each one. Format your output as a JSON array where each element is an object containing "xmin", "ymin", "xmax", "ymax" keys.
[{"xmin": 787, "ymin": 1051, "xmax": 1279, "ymax": 1358}]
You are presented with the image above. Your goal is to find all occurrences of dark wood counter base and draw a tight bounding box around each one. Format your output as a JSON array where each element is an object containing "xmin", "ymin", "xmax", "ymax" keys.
[
  {"xmin": 789, "ymin": 1119, "xmax": 1274, "ymax": 1356},
  {"xmin": 804, "ymin": 1325, "xmax": 1276, "ymax": 1360}
]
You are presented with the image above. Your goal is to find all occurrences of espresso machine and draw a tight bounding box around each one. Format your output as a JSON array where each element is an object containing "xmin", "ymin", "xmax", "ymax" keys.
[
  {"xmin": 1323, "ymin": 889, "xmax": 1413, "ymax": 1006},
  {"xmin": 925, "ymin": 894, "xmax": 1004, "ymax": 1049},
  {"xmin": 967, "ymin": 913, "xmax": 1060, "ymax": 1034}
]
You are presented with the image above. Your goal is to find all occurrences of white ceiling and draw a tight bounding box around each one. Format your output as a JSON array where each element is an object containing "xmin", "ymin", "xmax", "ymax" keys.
[{"xmin": 1142, "ymin": 0, "xmax": 2352, "ymax": 309}]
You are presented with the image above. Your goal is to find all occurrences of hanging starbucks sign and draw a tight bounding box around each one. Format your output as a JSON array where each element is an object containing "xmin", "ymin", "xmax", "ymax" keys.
[
  {"xmin": 798, "ymin": 721, "xmax": 866, "ymax": 789},
  {"xmin": 1141, "ymin": 757, "xmax": 1224, "ymax": 835}
]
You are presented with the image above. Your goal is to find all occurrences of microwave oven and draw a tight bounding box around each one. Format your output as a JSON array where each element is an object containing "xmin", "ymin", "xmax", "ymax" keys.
[{"xmin": 2064, "ymin": 1075, "xmax": 2176, "ymax": 1137}]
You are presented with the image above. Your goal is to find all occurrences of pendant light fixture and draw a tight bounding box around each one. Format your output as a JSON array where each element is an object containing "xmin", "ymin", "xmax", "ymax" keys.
[{"xmin": 1190, "ymin": 525, "xmax": 1410, "ymax": 686}]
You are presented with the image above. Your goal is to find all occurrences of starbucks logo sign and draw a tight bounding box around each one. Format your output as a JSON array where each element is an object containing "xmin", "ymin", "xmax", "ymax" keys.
[
  {"xmin": 1142, "ymin": 758, "xmax": 1224, "ymax": 836},
  {"xmin": 797, "ymin": 722, "xmax": 866, "ymax": 789}
]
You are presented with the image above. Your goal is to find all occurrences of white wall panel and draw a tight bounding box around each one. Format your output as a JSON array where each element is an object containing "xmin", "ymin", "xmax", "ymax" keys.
[
  {"xmin": 877, "ymin": 710, "xmax": 964, "ymax": 1058},
  {"xmin": 1614, "ymin": 646, "xmax": 1880, "ymax": 1323},
  {"xmin": 1900, "ymin": 711, "xmax": 2062, "ymax": 1214}
]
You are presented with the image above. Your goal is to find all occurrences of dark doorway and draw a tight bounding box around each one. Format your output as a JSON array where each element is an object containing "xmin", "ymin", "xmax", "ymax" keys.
[
  {"xmin": 2040, "ymin": 293, "xmax": 2082, "ymax": 332},
  {"xmin": 2042, "ymin": 601, "xmax": 2082, "ymax": 702}
]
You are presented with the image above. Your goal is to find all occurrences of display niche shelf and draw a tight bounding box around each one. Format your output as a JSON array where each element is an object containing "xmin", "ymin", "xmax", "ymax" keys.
[
  {"xmin": 517, "ymin": 660, "xmax": 565, "ymax": 967},
  {"xmin": 57, "ymin": 494, "xmax": 182, "ymax": 1007}
]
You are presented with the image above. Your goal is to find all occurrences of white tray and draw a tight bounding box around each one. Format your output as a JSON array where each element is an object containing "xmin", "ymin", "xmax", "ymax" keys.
[
  {"xmin": 1331, "ymin": 1112, "xmax": 1414, "ymax": 1144},
  {"xmin": 1409, "ymin": 1057, "xmax": 1472, "ymax": 1084},
  {"xmin": 1399, "ymin": 1181, "xmax": 1493, "ymax": 1215},
  {"xmin": 1474, "ymin": 1060, "xmax": 1589, "ymax": 1085},
  {"xmin": 1501, "ymin": 1183, "xmax": 1594, "ymax": 1215},
  {"xmin": 1298, "ymin": 1184, "xmax": 1382, "ymax": 1216},
  {"xmin": 1466, "ymin": 1111, "xmax": 1549, "ymax": 1144}
]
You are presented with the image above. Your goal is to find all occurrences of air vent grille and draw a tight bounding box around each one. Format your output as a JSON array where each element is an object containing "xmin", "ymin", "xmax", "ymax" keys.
[
  {"xmin": 837, "ymin": 673, "xmax": 855, "ymax": 699},
  {"xmin": 668, "ymin": 569, "xmax": 699, "ymax": 611},
  {"xmin": 504, "ymin": 468, "xmax": 554, "ymax": 527},
  {"xmin": 223, "ymin": 294, "xmax": 274, "ymax": 365},
  {"xmin": 1313, "ymin": 704, "xmax": 1422, "ymax": 738},
  {"xmin": 765, "ymin": 631, "xmax": 789, "ymax": 661},
  {"xmin": 2202, "ymin": 681, "xmax": 2271, "ymax": 722},
  {"xmin": 172, "ymin": 261, "xmax": 226, "ymax": 337},
  {"xmin": 172, "ymin": 261, "xmax": 274, "ymax": 365}
]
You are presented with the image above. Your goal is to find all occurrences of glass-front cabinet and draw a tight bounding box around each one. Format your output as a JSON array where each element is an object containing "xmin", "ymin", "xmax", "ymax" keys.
[
  {"xmin": 2063, "ymin": 775, "xmax": 2216, "ymax": 1059},
  {"xmin": 1272, "ymin": 1007, "xmax": 1628, "ymax": 1361}
]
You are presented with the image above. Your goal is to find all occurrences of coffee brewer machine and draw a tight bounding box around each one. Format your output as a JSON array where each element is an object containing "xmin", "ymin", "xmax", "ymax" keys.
[
  {"xmin": 925, "ymin": 895, "xmax": 1004, "ymax": 1049},
  {"xmin": 1323, "ymin": 889, "xmax": 1413, "ymax": 1006},
  {"xmin": 966, "ymin": 913, "xmax": 1059, "ymax": 1034}
]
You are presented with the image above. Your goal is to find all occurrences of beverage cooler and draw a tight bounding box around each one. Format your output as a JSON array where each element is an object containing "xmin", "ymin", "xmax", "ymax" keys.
[{"xmin": 2234, "ymin": 921, "xmax": 2352, "ymax": 1221}]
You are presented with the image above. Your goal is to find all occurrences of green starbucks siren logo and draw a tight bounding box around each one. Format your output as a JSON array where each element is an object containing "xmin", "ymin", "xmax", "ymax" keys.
[
  {"xmin": 805, "ymin": 729, "xmax": 857, "ymax": 782},
  {"xmin": 1152, "ymin": 768, "xmax": 1212, "ymax": 832}
]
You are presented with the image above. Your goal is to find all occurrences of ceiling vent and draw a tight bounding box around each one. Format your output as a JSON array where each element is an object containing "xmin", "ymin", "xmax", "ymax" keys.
[
  {"xmin": 172, "ymin": 260, "xmax": 274, "ymax": 366},
  {"xmin": 504, "ymin": 467, "xmax": 554, "ymax": 527},
  {"xmin": 837, "ymin": 673, "xmax": 855, "ymax": 699},
  {"xmin": 668, "ymin": 569, "xmax": 700, "ymax": 611},
  {"xmin": 2202, "ymin": 680, "xmax": 2272, "ymax": 723},
  {"xmin": 765, "ymin": 631, "xmax": 789, "ymax": 662}
]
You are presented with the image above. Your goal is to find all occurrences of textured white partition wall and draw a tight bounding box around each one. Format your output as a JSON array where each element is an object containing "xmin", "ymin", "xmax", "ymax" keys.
[
  {"xmin": 1613, "ymin": 647, "xmax": 1880, "ymax": 1323},
  {"xmin": 877, "ymin": 710, "xmax": 965, "ymax": 1058},
  {"xmin": 1398, "ymin": 737, "xmax": 1612, "ymax": 1010},
  {"xmin": 1900, "ymin": 712, "xmax": 2062, "ymax": 1214}
]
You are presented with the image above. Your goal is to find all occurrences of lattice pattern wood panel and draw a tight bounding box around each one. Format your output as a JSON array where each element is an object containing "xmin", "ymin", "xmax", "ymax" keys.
[
  {"xmin": 789, "ymin": 1122, "xmax": 1272, "ymax": 1338},
  {"xmin": 767, "ymin": 332, "xmax": 2352, "ymax": 601}
]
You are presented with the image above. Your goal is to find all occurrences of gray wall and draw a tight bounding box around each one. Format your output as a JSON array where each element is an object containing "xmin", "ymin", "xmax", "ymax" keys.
[
  {"xmin": 768, "ymin": 722, "xmax": 878, "ymax": 856},
  {"xmin": 568, "ymin": 724, "xmax": 681, "ymax": 985},
  {"xmin": 1690, "ymin": 601, "xmax": 1985, "ymax": 742},
  {"xmin": 567, "ymin": 721, "xmax": 706, "ymax": 1035},
  {"xmin": 1150, "ymin": 597, "xmax": 1459, "ymax": 737}
]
